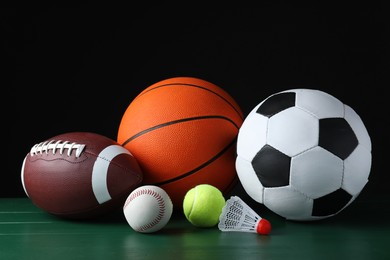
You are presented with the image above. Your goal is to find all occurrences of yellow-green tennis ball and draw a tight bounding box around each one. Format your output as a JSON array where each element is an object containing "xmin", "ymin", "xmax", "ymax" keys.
[{"xmin": 183, "ymin": 184, "xmax": 226, "ymax": 227}]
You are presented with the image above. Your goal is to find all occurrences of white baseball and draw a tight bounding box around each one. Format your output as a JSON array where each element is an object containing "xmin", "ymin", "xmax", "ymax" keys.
[{"xmin": 123, "ymin": 185, "xmax": 173, "ymax": 233}]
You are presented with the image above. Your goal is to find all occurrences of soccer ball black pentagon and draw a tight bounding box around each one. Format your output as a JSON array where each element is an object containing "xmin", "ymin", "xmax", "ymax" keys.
[{"xmin": 236, "ymin": 89, "xmax": 372, "ymax": 221}]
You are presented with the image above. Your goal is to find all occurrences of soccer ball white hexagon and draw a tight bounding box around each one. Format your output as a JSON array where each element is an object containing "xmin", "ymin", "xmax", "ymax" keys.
[{"xmin": 236, "ymin": 88, "xmax": 372, "ymax": 221}]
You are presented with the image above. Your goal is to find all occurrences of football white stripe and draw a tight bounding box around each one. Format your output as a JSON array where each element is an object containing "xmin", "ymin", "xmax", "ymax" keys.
[
  {"xmin": 92, "ymin": 145, "xmax": 131, "ymax": 204},
  {"xmin": 20, "ymin": 156, "xmax": 29, "ymax": 197}
]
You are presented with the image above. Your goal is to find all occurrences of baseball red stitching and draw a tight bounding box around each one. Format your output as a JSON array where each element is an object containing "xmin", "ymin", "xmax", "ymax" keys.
[{"xmin": 124, "ymin": 188, "xmax": 166, "ymax": 231}]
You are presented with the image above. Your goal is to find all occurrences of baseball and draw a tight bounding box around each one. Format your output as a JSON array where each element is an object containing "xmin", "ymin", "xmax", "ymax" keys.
[{"xmin": 123, "ymin": 185, "xmax": 173, "ymax": 233}]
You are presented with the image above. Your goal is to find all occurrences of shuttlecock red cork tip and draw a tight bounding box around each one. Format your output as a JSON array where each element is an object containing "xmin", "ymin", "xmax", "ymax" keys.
[{"xmin": 256, "ymin": 218, "xmax": 271, "ymax": 235}]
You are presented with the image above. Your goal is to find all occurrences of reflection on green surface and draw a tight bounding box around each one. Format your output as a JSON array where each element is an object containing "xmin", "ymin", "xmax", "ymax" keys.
[{"xmin": 0, "ymin": 198, "xmax": 389, "ymax": 260}]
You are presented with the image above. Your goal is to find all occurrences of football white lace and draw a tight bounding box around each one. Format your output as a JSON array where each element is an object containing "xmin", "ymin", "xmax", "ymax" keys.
[{"xmin": 30, "ymin": 140, "xmax": 86, "ymax": 157}]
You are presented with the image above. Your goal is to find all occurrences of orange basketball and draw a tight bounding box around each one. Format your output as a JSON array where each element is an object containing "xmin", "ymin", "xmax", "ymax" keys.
[{"xmin": 117, "ymin": 77, "xmax": 244, "ymax": 209}]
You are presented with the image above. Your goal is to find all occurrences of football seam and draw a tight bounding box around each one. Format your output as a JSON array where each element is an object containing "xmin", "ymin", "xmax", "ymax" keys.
[
  {"xmin": 237, "ymin": 155, "xmax": 314, "ymax": 201},
  {"xmin": 93, "ymin": 153, "xmax": 142, "ymax": 180}
]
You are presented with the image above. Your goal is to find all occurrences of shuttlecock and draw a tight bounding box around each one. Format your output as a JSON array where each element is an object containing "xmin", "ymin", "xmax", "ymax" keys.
[{"xmin": 218, "ymin": 196, "xmax": 271, "ymax": 235}]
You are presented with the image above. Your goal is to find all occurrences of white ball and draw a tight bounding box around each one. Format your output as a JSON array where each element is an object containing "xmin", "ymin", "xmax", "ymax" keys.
[
  {"xmin": 236, "ymin": 88, "xmax": 372, "ymax": 221},
  {"xmin": 123, "ymin": 185, "xmax": 173, "ymax": 233}
]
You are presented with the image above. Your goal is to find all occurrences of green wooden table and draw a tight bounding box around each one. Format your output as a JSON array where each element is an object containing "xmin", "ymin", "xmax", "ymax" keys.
[{"xmin": 1, "ymin": 197, "xmax": 389, "ymax": 260}]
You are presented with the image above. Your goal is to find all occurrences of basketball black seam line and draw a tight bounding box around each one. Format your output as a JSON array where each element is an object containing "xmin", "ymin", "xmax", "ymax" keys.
[
  {"xmin": 121, "ymin": 115, "xmax": 240, "ymax": 147},
  {"xmin": 152, "ymin": 138, "xmax": 237, "ymax": 186},
  {"xmin": 135, "ymin": 82, "xmax": 244, "ymax": 120}
]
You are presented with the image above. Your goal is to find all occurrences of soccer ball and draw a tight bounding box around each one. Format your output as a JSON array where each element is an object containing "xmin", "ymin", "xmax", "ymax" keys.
[{"xmin": 236, "ymin": 88, "xmax": 372, "ymax": 221}]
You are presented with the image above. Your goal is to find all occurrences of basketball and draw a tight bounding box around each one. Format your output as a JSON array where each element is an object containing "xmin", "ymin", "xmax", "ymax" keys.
[{"xmin": 117, "ymin": 77, "xmax": 244, "ymax": 209}]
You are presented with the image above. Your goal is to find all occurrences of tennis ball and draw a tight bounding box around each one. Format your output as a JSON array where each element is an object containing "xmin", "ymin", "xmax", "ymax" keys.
[{"xmin": 183, "ymin": 184, "xmax": 226, "ymax": 227}]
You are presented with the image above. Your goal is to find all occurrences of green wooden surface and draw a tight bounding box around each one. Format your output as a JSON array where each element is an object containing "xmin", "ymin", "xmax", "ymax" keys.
[{"xmin": 1, "ymin": 197, "xmax": 389, "ymax": 260}]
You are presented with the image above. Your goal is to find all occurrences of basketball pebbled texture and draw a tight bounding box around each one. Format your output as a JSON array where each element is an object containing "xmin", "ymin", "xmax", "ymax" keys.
[
  {"xmin": 21, "ymin": 132, "xmax": 143, "ymax": 219},
  {"xmin": 117, "ymin": 77, "xmax": 244, "ymax": 209}
]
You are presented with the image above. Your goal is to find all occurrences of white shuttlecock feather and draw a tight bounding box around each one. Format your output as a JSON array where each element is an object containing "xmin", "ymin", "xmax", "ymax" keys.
[{"xmin": 218, "ymin": 196, "xmax": 271, "ymax": 235}]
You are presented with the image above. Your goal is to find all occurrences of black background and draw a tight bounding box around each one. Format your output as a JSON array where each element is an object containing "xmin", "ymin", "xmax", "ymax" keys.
[{"xmin": 2, "ymin": 6, "xmax": 388, "ymax": 202}]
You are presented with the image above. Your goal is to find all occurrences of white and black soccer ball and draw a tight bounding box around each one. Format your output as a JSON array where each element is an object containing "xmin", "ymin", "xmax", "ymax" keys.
[{"xmin": 236, "ymin": 88, "xmax": 372, "ymax": 221}]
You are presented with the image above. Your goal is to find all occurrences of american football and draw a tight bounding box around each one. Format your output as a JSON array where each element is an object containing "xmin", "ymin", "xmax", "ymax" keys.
[{"xmin": 21, "ymin": 132, "xmax": 143, "ymax": 219}]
